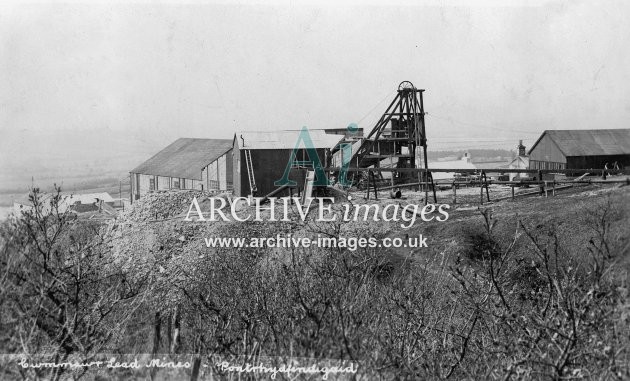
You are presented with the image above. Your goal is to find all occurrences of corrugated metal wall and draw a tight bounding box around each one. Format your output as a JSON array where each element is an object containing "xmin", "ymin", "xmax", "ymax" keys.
[
  {"xmin": 567, "ymin": 154, "xmax": 630, "ymax": 169},
  {"xmin": 233, "ymin": 148, "xmax": 328, "ymax": 197}
]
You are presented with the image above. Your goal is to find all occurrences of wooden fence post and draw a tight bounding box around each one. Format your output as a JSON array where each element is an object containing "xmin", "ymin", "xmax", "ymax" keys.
[
  {"xmin": 484, "ymin": 172, "xmax": 490, "ymax": 202},
  {"xmin": 430, "ymin": 172, "xmax": 437, "ymax": 203},
  {"xmin": 373, "ymin": 171, "xmax": 378, "ymax": 200},
  {"xmin": 366, "ymin": 169, "xmax": 371, "ymax": 200},
  {"xmin": 424, "ymin": 169, "xmax": 429, "ymax": 205},
  {"xmin": 452, "ymin": 182, "xmax": 457, "ymax": 204},
  {"xmin": 545, "ymin": 181, "xmax": 548, "ymax": 197}
]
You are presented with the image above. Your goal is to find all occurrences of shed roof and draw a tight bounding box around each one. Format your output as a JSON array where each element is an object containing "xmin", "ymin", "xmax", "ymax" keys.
[
  {"xmin": 131, "ymin": 138, "xmax": 232, "ymax": 180},
  {"xmin": 234, "ymin": 130, "xmax": 344, "ymax": 150},
  {"xmin": 529, "ymin": 129, "xmax": 630, "ymax": 157}
]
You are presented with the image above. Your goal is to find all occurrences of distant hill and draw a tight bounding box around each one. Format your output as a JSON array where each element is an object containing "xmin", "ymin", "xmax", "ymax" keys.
[{"xmin": 0, "ymin": 128, "xmax": 180, "ymax": 192}]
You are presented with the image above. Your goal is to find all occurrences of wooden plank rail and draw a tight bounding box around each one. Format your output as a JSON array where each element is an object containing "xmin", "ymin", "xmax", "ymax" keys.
[
  {"xmin": 325, "ymin": 167, "xmax": 630, "ymax": 175},
  {"xmin": 318, "ymin": 166, "xmax": 628, "ymax": 205},
  {"xmin": 492, "ymin": 185, "xmax": 574, "ymax": 202},
  {"xmin": 364, "ymin": 179, "xmax": 629, "ymax": 186},
  {"xmin": 347, "ymin": 178, "xmax": 628, "ymax": 204}
]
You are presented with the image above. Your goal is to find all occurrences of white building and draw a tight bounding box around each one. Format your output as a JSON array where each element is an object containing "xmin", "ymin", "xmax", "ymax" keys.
[
  {"xmin": 13, "ymin": 192, "xmax": 115, "ymax": 215},
  {"xmin": 508, "ymin": 140, "xmax": 530, "ymax": 181},
  {"xmin": 428, "ymin": 152, "xmax": 477, "ymax": 180}
]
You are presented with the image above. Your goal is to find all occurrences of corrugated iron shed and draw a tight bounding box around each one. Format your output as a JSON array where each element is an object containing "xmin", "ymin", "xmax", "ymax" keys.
[
  {"xmin": 234, "ymin": 130, "xmax": 344, "ymax": 150},
  {"xmin": 529, "ymin": 129, "xmax": 630, "ymax": 157},
  {"xmin": 131, "ymin": 138, "xmax": 232, "ymax": 180}
]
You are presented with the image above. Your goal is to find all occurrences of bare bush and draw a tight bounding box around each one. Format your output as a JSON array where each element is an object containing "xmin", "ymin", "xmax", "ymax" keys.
[
  {"xmin": 0, "ymin": 187, "xmax": 146, "ymax": 380},
  {"xmin": 3, "ymin": 188, "xmax": 628, "ymax": 380}
]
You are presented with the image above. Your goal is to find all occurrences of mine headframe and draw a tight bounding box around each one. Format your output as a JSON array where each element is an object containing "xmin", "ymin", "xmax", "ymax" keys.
[{"xmin": 351, "ymin": 81, "xmax": 428, "ymax": 184}]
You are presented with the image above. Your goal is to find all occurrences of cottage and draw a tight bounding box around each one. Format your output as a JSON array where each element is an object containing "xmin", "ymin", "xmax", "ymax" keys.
[
  {"xmin": 13, "ymin": 192, "xmax": 117, "ymax": 219},
  {"xmin": 130, "ymin": 138, "xmax": 232, "ymax": 201},
  {"xmin": 508, "ymin": 140, "xmax": 530, "ymax": 181}
]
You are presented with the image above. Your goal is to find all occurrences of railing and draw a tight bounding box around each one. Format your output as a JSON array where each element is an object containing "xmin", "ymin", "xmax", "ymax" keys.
[
  {"xmin": 324, "ymin": 167, "xmax": 629, "ymax": 175},
  {"xmin": 323, "ymin": 167, "xmax": 629, "ymax": 204}
]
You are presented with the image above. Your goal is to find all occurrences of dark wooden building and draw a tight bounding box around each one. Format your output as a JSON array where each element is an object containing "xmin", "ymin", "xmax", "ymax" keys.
[
  {"xmin": 528, "ymin": 129, "xmax": 630, "ymax": 170},
  {"xmin": 232, "ymin": 130, "xmax": 343, "ymax": 197}
]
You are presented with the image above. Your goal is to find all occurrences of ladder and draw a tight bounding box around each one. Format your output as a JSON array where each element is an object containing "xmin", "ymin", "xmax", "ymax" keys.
[
  {"xmin": 244, "ymin": 149, "xmax": 257, "ymax": 195},
  {"xmin": 302, "ymin": 170, "xmax": 315, "ymax": 204}
]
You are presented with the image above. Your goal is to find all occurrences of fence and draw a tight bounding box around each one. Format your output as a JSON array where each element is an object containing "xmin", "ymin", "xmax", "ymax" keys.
[{"xmin": 323, "ymin": 167, "xmax": 630, "ymax": 204}]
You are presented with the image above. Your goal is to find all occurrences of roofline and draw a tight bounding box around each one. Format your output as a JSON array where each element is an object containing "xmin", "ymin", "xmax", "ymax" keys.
[
  {"xmin": 527, "ymin": 128, "xmax": 630, "ymax": 156},
  {"xmin": 199, "ymin": 147, "xmax": 232, "ymax": 169},
  {"xmin": 233, "ymin": 130, "xmax": 344, "ymax": 150},
  {"xmin": 530, "ymin": 128, "xmax": 630, "ymax": 133},
  {"xmin": 527, "ymin": 130, "xmax": 546, "ymax": 155},
  {"xmin": 130, "ymin": 145, "xmax": 232, "ymax": 180},
  {"xmin": 232, "ymin": 133, "xmax": 239, "ymax": 150},
  {"xmin": 130, "ymin": 138, "xmax": 232, "ymax": 178},
  {"xmin": 129, "ymin": 171, "xmax": 204, "ymax": 181},
  {"xmin": 527, "ymin": 130, "xmax": 567, "ymax": 157}
]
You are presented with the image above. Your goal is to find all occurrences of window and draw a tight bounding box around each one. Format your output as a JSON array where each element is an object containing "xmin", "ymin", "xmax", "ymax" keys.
[
  {"xmin": 173, "ymin": 179, "xmax": 180, "ymax": 189},
  {"xmin": 149, "ymin": 177, "xmax": 155, "ymax": 191}
]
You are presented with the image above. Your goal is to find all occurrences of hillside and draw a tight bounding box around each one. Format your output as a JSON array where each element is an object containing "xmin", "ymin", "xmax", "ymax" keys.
[{"xmin": 98, "ymin": 183, "xmax": 630, "ymax": 379}]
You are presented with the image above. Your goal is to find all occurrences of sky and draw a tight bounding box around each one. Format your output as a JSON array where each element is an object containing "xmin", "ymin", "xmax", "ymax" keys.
[{"xmin": 1, "ymin": 0, "xmax": 629, "ymax": 185}]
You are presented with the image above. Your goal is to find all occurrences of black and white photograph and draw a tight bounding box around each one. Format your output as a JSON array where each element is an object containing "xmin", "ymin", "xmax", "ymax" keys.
[{"xmin": 1, "ymin": 0, "xmax": 629, "ymax": 380}]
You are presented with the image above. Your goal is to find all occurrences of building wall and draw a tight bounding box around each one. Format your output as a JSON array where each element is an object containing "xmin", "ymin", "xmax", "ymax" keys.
[
  {"xmin": 529, "ymin": 134, "xmax": 567, "ymax": 167},
  {"xmin": 529, "ymin": 160, "xmax": 566, "ymax": 170},
  {"xmin": 130, "ymin": 152, "xmax": 233, "ymax": 201},
  {"xmin": 508, "ymin": 157, "xmax": 530, "ymax": 181},
  {"xmin": 232, "ymin": 147, "xmax": 327, "ymax": 197},
  {"xmin": 232, "ymin": 143, "xmax": 241, "ymax": 197},
  {"xmin": 567, "ymin": 154, "xmax": 630, "ymax": 170},
  {"xmin": 157, "ymin": 176, "xmax": 171, "ymax": 190},
  {"xmin": 203, "ymin": 163, "xmax": 215, "ymax": 190},
  {"xmin": 202, "ymin": 151, "xmax": 233, "ymax": 192},
  {"xmin": 131, "ymin": 173, "xmax": 203, "ymax": 196},
  {"xmin": 138, "ymin": 173, "xmax": 152, "ymax": 196},
  {"xmin": 225, "ymin": 152, "xmax": 233, "ymax": 190}
]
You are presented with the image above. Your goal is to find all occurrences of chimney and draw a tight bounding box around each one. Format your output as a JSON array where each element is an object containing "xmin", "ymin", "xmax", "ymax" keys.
[{"xmin": 518, "ymin": 140, "xmax": 526, "ymax": 156}]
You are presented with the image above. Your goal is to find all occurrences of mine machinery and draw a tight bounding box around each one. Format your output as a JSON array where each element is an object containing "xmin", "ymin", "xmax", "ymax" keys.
[{"xmin": 342, "ymin": 81, "xmax": 432, "ymax": 190}]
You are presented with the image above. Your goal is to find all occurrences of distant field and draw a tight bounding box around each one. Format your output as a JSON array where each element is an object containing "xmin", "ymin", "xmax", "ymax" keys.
[
  {"xmin": 0, "ymin": 128, "xmax": 175, "ymax": 205},
  {"xmin": 0, "ymin": 174, "xmax": 131, "ymax": 219}
]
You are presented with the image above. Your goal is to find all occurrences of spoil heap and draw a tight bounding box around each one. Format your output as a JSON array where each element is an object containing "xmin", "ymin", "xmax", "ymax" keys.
[
  {"xmin": 106, "ymin": 190, "xmax": 218, "ymax": 270},
  {"xmin": 118, "ymin": 190, "xmax": 208, "ymax": 222}
]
